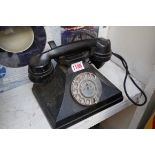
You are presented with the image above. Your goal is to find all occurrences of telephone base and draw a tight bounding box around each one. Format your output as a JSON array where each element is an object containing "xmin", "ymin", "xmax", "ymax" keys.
[{"xmin": 32, "ymin": 63, "xmax": 123, "ymax": 128}]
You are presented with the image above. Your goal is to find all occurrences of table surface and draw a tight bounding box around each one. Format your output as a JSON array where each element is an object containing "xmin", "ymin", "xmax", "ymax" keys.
[{"xmin": 0, "ymin": 61, "xmax": 141, "ymax": 129}]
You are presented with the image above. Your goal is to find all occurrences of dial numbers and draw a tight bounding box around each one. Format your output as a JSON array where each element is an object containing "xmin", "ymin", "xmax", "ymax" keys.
[{"xmin": 71, "ymin": 72, "xmax": 102, "ymax": 106}]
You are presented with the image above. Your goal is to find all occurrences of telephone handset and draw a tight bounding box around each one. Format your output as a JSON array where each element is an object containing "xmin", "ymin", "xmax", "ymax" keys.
[{"xmin": 28, "ymin": 38, "xmax": 111, "ymax": 83}]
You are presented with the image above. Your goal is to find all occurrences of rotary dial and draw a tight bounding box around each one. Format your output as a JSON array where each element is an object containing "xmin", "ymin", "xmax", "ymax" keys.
[{"xmin": 71, "ymin": 72, "xmax": 102, "ymax": 106}]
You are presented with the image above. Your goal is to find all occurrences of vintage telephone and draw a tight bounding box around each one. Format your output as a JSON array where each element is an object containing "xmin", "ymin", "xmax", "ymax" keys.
[{"xmin": 28, "ymin": 37, "xmax": 147, "ymax": 128}]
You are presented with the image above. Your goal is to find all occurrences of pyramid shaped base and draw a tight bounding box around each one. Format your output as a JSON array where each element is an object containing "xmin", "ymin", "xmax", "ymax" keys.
[{"xmin": 32, "ymin": 63, "xmax": 123, "ymax": 128}]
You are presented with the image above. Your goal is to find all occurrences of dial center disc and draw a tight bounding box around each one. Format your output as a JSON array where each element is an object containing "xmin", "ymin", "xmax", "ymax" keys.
[
  {"xmin": 80, "ymin": 80, "xmax": 96, "ymax": 98},
  {"xmin": 71, "ymin": 72, "xmax": 102, "ymax": 106}
]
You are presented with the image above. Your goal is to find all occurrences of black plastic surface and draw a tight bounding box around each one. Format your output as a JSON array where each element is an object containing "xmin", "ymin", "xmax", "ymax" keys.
[{"xmin": 32, "ymin": 62, "xmax": 123, "ymax": 128}]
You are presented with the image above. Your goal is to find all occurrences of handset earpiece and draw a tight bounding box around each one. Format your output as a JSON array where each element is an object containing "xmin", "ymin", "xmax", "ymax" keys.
[
  {"xmin": 28, "ymin": 54, "xmax": 54, "ymax": 83},
  {"xmin": 90, "ymin": 38, "xmax": 112, "ymax": 69},
  {"xmin": 28, "ymin": 41, "xmax": 57, "ymax": 83}
]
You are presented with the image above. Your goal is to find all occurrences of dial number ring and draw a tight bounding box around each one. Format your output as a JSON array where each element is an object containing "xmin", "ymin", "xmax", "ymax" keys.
[{"xmin": 71, "ymin": 72, "xmax": 102, "ymax": 106}]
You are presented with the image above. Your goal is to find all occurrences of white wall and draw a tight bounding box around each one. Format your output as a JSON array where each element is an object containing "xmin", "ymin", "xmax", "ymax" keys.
[
  {"xmin": 99, "ymin": 26, "xmax": 155, "ymax": 128},
  {"xmin": 98, "ymin": 26, "xmax": 109, "ymax": 38},
  {"xmin": 107, "ymin": 26, "xmax": 155, "ymax": 85},
  {"xmin": 44, "ymin": 26, "xmax": 61, "ymax": 51}
]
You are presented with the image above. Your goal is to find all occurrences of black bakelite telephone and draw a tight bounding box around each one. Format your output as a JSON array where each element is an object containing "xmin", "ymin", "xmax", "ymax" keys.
[{"xmin": 28, "ymin": 37, "xmax": 147, "ymax": 128}]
